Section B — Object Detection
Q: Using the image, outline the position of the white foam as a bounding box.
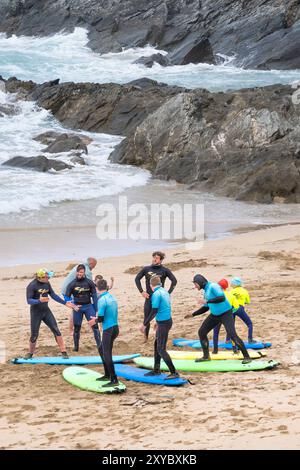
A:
[1,28,300,90]
[0,90,149,215]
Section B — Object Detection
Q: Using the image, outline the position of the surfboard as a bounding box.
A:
[134,357,278,372]
[114,364,188,386]
[62,366,126,393]
[172,338,272,349]
[168,350,266,360]
[12,354,140,365]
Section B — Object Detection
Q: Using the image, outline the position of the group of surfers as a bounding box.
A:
[25,251,256,385]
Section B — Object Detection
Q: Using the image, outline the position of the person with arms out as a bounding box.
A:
[25,268,75,359]
[64,264,101,352]
[135,251,177,341]
[89,279,120,387]
[140,275,180,380]
[187,274,251,363]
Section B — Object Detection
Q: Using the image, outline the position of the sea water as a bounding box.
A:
[0,28,299,264]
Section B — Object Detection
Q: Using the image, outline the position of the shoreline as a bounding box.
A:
[1,220,300,269]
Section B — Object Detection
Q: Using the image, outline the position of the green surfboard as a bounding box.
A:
[63,366,126,393]
[134,357,279,373]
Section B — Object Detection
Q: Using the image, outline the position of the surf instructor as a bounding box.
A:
[135,251,177,341]
[25,268,75,359]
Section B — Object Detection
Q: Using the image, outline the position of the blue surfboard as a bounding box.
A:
[172,338,272,350]
[11,354,140,365]
[114,364,188,386]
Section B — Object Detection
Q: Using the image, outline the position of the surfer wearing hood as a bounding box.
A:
[187,274,251,364]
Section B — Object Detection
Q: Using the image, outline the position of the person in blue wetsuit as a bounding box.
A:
[188,274,251,363]
[25,268,75,359]
[89,279,119,387]
[140,275,180,379]
[135,251,177,341]
[64,264,101,352]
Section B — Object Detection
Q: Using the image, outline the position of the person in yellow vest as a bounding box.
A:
[226,277,256,344]
[212,278,239,354]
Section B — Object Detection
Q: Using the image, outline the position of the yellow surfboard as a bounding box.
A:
[168,350,266,361]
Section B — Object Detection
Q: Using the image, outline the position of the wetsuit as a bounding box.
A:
[135,264,177,339]
[61,263,92,296]
[225,287,254,341]
[144,286,176,374]
[26,279,66,345]
[65,277,100,350]
[213,290,239,353]
[193,282,250,360]
[97,291,119,381]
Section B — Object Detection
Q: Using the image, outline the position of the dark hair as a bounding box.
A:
[77,264,86,272]
[152,251,165,261]
[97,279,108,291]
[94,274,103,282]
[150,275,162,287]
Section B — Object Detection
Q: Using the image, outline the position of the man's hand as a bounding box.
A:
[141,292,150,299]
[66,301,76,310]
[153,322,158,331]
[88,317,97,327]
[140,324,146,334]
[110,276,114,282]
[40,296,49,303]
[198,298,206,305]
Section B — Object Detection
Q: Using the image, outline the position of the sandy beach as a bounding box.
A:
[0,224,300,450]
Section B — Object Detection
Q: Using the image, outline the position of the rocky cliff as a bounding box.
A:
[1,1,300,69]
[2,76,300,203]
[111,84,300,203]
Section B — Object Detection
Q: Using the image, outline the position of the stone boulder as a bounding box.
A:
[3,155,72,172]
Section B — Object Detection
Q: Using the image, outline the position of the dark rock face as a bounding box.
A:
[3,155,72,172]
[134,53,171,68]
[3,76,300,203]
[43,134,88,154]
[4,77,184,136]
[1,1,300,69]
[110,85,300,203]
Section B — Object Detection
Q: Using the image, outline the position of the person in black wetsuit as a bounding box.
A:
[64,264,101,352]
[25,268,75,359]
[135,251,177,341]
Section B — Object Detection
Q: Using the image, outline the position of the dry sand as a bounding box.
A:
[0,224,300,450]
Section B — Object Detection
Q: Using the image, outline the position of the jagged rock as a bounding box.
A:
[110,85,300,203]
[70,155,86,165]
[0,103,20,116]
[34,131,93,147]
[43,134,88,154]
[134,53,171,68]
[3,155,72,172]
[1,1,300,69]
[4,78,184,136]
[167,34,216,65]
